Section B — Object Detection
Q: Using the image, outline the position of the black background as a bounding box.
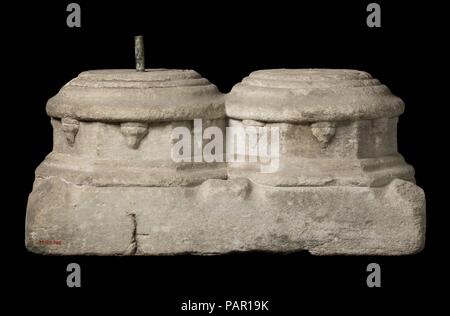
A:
[5,0,447,311]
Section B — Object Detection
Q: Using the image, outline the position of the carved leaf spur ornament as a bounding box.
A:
[120,122,149,149]
[61,117,80,146]
[310,121,336,146]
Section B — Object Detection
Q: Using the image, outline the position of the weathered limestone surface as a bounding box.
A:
[226,69,404,122]
[26,68,426,255]
[47,69,225,122]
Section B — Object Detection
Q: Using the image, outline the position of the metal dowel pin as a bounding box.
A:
[135,36,145,72]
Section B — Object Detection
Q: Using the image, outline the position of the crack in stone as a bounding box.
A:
[126,212,138,255]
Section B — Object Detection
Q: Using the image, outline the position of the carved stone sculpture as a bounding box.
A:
[26,68,425,255]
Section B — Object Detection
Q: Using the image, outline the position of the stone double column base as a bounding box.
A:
[26,176,425,255]
[26,68,426,256]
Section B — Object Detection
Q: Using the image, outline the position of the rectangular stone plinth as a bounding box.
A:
[26,177,425,255]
